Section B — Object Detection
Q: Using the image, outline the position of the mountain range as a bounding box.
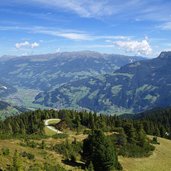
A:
[0,51,144,91]
[1,50,171,116]
[34,52,171,114]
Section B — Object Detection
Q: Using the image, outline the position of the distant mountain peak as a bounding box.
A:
[158,51,171,59]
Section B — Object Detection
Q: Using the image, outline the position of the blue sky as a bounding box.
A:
[0,0,171,57]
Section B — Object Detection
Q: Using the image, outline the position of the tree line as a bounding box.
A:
[131,107,171,139]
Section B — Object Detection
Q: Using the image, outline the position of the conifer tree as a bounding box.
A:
[83,129,119,171]
[123,123,136,144]
[116,128,127,146]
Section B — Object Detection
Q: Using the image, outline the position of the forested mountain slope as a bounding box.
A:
[0,80,16,97]
[0,101,28,120]
[0,51,144,91]
[34,51,171,114]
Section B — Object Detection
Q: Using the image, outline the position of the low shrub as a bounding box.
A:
[151,136,160,145]
[1,147,10,156]
[119,143,155,157]
[20,151,35,160]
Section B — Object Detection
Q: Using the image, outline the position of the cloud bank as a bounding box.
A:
[113,38,152,56]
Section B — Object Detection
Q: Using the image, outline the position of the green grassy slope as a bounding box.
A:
[0,134,170,171]
[119,136,171,171]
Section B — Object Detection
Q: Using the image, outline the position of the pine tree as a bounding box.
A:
[123,123,136,144]
[116,128,127,146]
[83,129,119,171]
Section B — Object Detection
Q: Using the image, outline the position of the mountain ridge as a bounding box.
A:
[34,51,171,114]
[0,51,145,91]
[0,50,146,60]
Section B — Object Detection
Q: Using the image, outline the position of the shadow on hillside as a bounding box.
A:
[62,159,85,169]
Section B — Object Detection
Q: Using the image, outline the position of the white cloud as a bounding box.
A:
[113,38,152,56]
[96,35,130,40]
[30,42,39,48]
[38,30,91,40]
[15,41,39,49]
[15,41,29,49]
[28,0,116,18]
[159,22,171,30]
[56,32,89,40]
[0,25,131,41]
[31,26,130,41]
